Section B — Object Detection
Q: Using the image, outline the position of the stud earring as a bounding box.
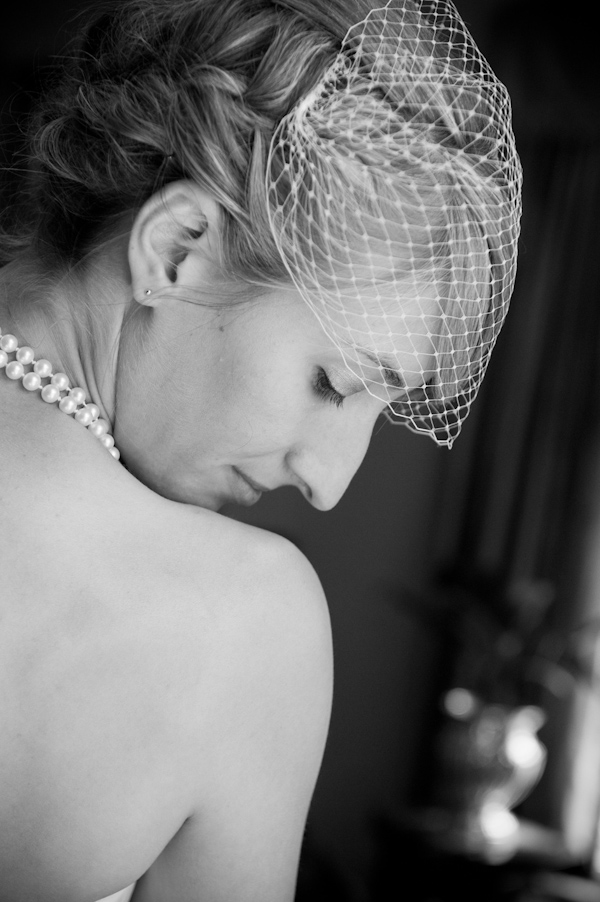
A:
[144,289,152,297]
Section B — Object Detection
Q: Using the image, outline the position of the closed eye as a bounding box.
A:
[313,368,345,408]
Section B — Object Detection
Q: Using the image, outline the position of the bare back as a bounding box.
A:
[0,377,333,902]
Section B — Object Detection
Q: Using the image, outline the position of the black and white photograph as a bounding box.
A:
[1,2,599,900]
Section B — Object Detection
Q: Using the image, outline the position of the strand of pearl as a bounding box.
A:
[0,326,120,460]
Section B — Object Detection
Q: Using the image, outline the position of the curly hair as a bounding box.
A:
[1,0,363,273]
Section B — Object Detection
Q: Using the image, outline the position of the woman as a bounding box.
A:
[0,1,521,899]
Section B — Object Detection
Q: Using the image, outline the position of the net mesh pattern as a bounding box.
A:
[266,0,522,447]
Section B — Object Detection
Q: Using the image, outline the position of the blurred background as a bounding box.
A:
[3,2,600,900]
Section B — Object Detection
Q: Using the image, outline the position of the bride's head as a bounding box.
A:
[0,0,521,509]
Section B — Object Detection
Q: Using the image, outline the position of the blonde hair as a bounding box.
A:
[1,0,348,271]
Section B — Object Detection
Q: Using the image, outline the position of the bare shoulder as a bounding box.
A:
[146,496,331,657]
[0,454,332,901]
[126,502,334,902]
[111,486,335,784]
[167,502,334,747]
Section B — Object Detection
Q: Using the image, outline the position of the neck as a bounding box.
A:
[0,243,133,428]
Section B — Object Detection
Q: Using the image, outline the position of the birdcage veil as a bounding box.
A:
[266,0,522,446]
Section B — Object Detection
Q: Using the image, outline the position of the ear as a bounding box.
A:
[128,180,221,306]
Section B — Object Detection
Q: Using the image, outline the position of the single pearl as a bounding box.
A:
[51,372,70,391]
[0,334,18,353]
[6,361,25,380]
[85,403,100,421]
[0,350,8,368]
[34,359,53,378]
[22,372,42,391]
[88,418,109,438]
[69,386,86,406]
[59,396,78,415]
[109,447,121,460]
[16,346,35,365]
[75,406,94,426]
[41,384,61,404]
[99,433,115,449]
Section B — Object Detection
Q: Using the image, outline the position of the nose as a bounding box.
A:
[285,409,376,511]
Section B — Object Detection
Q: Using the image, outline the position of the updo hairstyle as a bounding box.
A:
[0,0,356,275]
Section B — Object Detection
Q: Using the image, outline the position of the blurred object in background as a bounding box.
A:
[432,691,546,864]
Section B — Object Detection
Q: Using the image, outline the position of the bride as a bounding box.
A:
[0,0,521,899]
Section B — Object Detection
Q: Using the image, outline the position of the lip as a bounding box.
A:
[231,467,270,506]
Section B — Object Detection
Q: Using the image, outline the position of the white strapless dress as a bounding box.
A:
[95,884,136,902]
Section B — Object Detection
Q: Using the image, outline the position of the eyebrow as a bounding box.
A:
[358,350,407,390]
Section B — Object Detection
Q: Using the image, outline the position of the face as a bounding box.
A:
[114,285,435,511]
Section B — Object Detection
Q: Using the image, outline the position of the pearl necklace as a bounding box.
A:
[0,326,120,460]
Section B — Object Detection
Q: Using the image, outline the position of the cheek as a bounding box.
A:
[186,351,295,455]
[217,333,293,414]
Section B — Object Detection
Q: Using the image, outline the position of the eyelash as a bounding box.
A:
[314,368,345,408]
